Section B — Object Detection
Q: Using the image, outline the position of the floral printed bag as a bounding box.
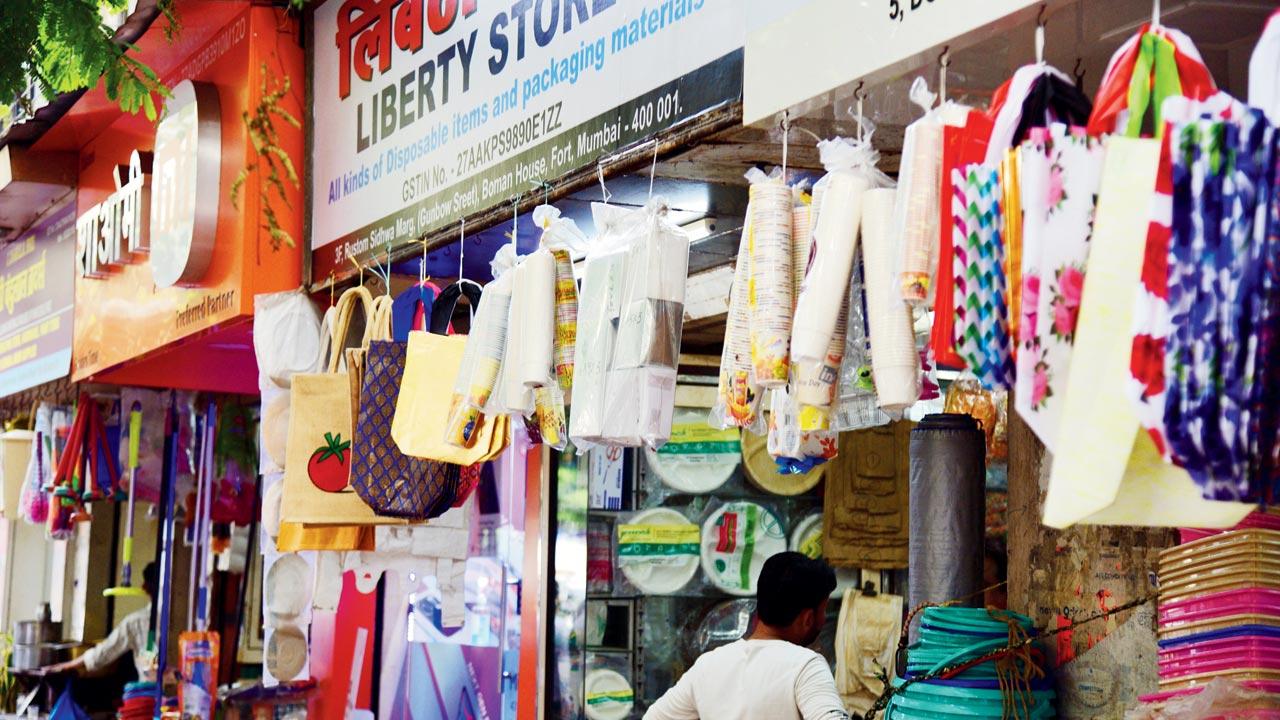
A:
[1013,124,1103,450]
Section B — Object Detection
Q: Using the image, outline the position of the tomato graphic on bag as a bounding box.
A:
[308,432,351,492]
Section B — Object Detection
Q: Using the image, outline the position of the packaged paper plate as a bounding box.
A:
[618,507,701,595]
[644,407,741,494]
[790,513,824,559]
[701,501,787,596]
[584,668,635,720]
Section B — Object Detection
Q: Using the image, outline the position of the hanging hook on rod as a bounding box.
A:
[853,81,867,142]
[1035,4,1047,65]
[938,46,951,102]
[1073,57,1086,88]
[780,110,791,182]
[349,256,364,287]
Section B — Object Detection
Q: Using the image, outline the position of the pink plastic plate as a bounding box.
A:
[1161,588,1280,625]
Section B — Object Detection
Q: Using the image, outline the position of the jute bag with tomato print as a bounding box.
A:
[280,286,403,526]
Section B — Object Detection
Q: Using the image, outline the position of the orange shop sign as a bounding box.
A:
[70,4,304,384]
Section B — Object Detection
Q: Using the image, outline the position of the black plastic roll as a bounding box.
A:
[908,413,987,617]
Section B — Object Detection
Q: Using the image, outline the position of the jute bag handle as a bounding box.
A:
[328,287,375,373]
[368,295,394,344]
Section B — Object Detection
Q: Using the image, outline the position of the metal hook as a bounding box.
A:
[780,110,791,182]
[349,256,363,286]
[458,219,466,281]
[328,272,335,307]
[1073,57,1086,87]
[1033,4,1049,65]
[420,235,429,286]
[938,46,950,102]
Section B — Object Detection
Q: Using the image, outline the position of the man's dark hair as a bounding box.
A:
[142,562,159,596]
[756,552,837,627]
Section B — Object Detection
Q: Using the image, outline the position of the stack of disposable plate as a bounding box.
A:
[117,682,158,720]
[887,607,1054,719]
[1143,528,1280,706]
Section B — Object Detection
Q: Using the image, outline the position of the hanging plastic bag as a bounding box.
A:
[765,389,838,474]
[1087,23,1215,138]
[572,199,689,450]
[747,170,794,387]
[791,187,848,429]
[254,289,324,389]
[831,260,892,432]
[535,205,587,397]
[19,403,56,525]
[793,135,892,373]
[570,203,636,448]
[711,169,770,433]
[893,78,954,306]
[602,199,690,449]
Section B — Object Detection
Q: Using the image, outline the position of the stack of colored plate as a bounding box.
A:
[1138,528,1280,709]
[887,607,1054,718]
[118,681,157,720]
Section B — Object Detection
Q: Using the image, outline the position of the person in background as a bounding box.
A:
[644,552,849,720]
[43,562,157,680]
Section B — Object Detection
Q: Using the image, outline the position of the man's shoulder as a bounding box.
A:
[699,639,824,666]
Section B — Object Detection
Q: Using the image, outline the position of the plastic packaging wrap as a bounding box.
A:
[570,204,632,446]
[532,205,588,397]
[445,271,512,448]
[863,187,922,413]
[792,136,891,366]
[747,175,794,387]
[792,198,849,419]
[571,199,689,450]
[712,170,768,432]
[944,377,1009,464]
[516,248,556,388]
[894,78,946,305]
[830,258,893,432]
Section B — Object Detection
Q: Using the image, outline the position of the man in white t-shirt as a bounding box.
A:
[644,552,850,720]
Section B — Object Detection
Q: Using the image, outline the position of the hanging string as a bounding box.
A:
[647,140,659,199]
[938,46,951,103]
[780,110,791,183]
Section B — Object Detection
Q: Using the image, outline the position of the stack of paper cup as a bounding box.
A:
[748,180,794,388]
[862,188,922,412]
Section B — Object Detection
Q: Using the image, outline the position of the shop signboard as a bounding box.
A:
[743,0,1038,124]
[309,0,748,281]
[0,200,76,396]
[70,6,305,384]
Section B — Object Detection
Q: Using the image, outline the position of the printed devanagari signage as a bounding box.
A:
[309,0,747,281]
[0,201,76,396]
[76,150,149,279]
